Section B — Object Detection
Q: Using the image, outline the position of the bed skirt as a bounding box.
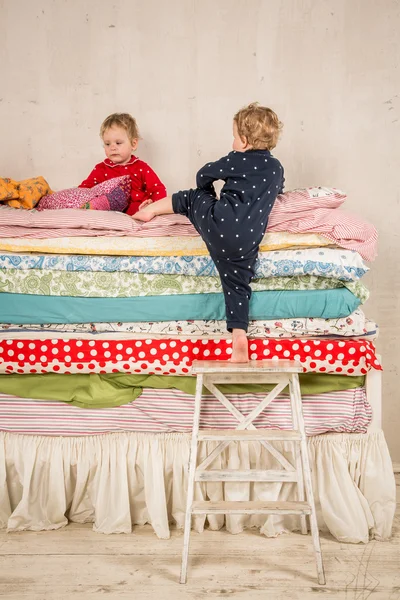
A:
[0,430,395,544]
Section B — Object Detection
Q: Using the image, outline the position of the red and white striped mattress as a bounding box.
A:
[0,386,371,437]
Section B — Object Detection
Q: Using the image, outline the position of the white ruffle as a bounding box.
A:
[0,430,395,543]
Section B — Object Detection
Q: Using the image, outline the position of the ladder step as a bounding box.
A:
[191,500,311,515]
[192,359,303,374]
[197,429,302,441]
[195,469,298,482]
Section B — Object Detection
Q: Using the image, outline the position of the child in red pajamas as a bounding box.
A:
[79,113,167,215]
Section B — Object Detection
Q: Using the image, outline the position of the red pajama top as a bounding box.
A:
[79,156,167,215]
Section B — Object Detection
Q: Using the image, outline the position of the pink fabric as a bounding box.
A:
[0,204,197,238]
[0,186,378,260]
[38,176,130,211]
[271,187,347,212]
[0,388,372,436]
[268,188,377,261]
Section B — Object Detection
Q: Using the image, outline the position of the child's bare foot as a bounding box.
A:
[231,329,249,363]
[133,195,174,222]
[133,207,156,222]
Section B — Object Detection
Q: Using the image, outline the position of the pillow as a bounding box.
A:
[272,187,347,215]
[37,176,131,212]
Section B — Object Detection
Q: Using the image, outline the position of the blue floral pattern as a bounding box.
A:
[0,248,368,281]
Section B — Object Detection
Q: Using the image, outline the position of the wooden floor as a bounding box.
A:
[0,475,399,600]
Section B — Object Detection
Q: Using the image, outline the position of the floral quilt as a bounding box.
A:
[0,247,368,281]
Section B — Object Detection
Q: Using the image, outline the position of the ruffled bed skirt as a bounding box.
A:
[0,430,395,544]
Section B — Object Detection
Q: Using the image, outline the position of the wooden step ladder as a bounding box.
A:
[180,359,326,586]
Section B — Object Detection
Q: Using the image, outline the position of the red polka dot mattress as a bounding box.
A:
[0,337,381,376]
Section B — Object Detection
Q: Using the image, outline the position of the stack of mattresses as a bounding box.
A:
[0,188,395,542]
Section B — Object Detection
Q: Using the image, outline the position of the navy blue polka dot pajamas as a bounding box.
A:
[172,150,284,332]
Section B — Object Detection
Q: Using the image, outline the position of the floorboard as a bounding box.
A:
[0,475,398,599]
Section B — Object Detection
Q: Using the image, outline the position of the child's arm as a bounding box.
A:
[79,164,106,189]
[195,154,232,195]
[141,165,167,204]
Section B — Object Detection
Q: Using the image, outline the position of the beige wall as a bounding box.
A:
[1,0,399,458]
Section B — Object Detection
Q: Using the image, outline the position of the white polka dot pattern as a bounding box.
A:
[0,338,381,376]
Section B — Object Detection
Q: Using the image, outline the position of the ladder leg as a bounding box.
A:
[289,378,307,535]
[180,373,203,584]
[291,374,325,585]
[295,445,308,534]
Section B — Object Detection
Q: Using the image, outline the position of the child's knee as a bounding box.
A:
[171,189,199,215]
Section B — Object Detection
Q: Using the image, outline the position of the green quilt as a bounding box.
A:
[0,268,368,303]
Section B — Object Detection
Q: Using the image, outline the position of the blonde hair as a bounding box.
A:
[100,113,140,142]
[234,102,283,150]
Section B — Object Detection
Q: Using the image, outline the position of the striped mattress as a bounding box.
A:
[0,386,371,437]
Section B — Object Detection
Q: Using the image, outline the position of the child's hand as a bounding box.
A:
[138,199,153,210]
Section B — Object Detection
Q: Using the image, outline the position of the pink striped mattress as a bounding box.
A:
[0,188,377,260]
[267,189,377,261]
[0,206,197,238]
[0,387,371,437]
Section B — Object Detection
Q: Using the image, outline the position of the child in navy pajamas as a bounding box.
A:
[134,103,284,362]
